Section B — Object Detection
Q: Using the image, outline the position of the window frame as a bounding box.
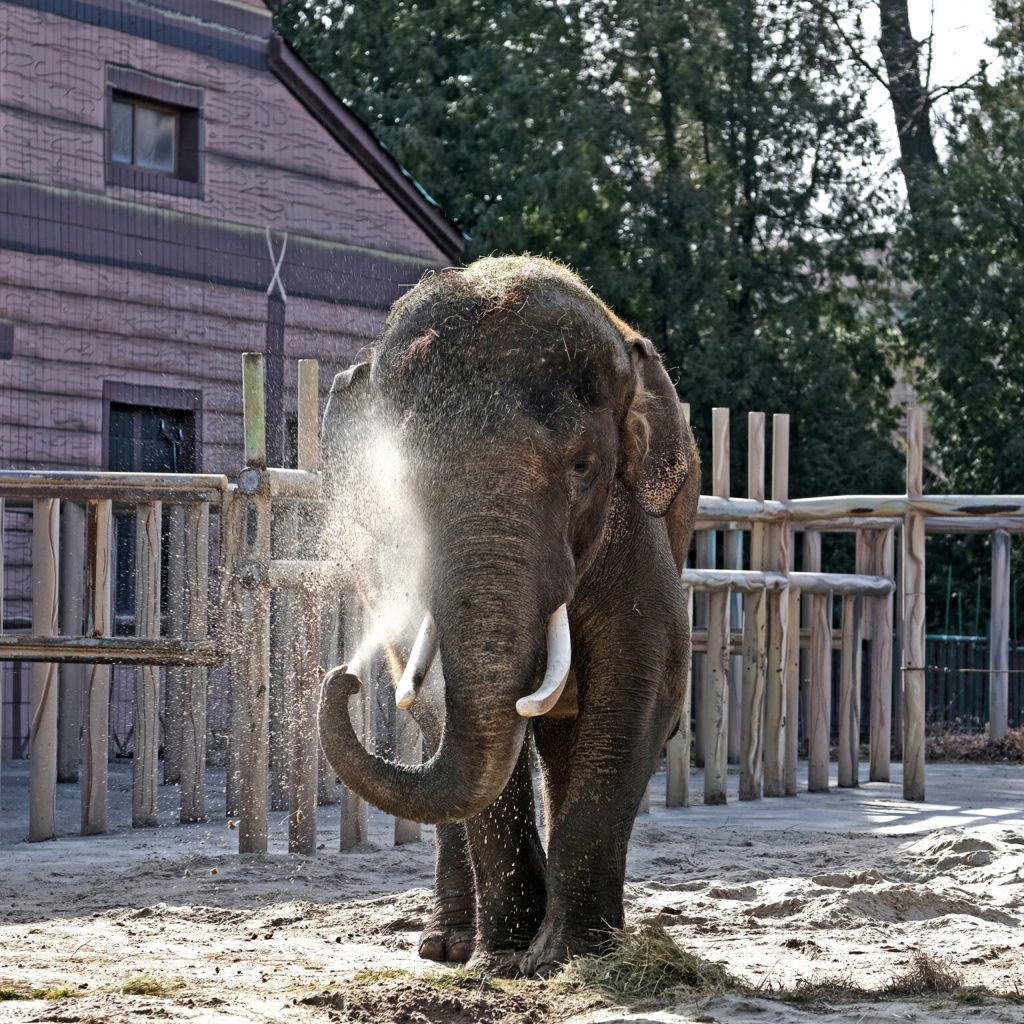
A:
[105,66,204,198]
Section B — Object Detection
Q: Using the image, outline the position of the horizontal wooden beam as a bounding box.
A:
[681,569,893,596]
[0,635,222,666]
[0,471,226,503]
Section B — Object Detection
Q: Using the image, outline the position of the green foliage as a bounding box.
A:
[274,0,904,499]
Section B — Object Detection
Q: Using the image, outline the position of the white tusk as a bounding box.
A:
[516,604,572,717]
[395,614,438,709]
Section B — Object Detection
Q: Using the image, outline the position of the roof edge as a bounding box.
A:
[267,34,464,262]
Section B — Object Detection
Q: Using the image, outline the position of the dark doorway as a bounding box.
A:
[107,402,197,629]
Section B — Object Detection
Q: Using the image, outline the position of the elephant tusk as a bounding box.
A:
[395,614,438,709]
[516,604,572,717]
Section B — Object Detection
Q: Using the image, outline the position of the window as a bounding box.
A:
[110,96,179,174]
[103,384,202,629]
[106,67,203,197]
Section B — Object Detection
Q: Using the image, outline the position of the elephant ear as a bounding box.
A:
[618,337,691,517]
[321,360,372,499]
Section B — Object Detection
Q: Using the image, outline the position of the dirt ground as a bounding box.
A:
[1,760,1022,1024]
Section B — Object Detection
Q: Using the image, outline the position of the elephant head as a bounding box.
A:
[318,256,694,824]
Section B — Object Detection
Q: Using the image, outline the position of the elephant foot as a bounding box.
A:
[418,924,475,964]
[521,918,605,978]
[466,948,525,978]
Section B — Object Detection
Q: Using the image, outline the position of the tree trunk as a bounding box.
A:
[878,0,939,213]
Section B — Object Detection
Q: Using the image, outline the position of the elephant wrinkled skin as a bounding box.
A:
[318,256,700,977]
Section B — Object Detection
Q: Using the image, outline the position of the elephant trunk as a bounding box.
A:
[318,650,529,824]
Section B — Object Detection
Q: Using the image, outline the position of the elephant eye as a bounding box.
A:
[570,456,597,480]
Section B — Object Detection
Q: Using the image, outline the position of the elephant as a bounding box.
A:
[318,255,700,977]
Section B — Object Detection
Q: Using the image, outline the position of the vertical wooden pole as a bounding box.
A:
[58,501,85,783]
[238,352,272,853]
[902,407,926,801]
[163,505,186,785]
[394,708,423,844]
[693,528,714,767]
[269,506,297,812]
[224,490,245,817]
[665,400,692,808]
[764,414,790,797]
[180,502,209,822]
[784,584,801,795]
[297,359,320,474]
[340,598,369,850]
[318,599,341,806]
[990,529,1010,742]
[133,501,162,828]
[704,589,730,805]
[838,595,863,787]
[807,590,832,792]
[858,528,894,781]
[29,498,60,842]
[740,412,766,801]
[289,587,321,855]
[82,500,112,835]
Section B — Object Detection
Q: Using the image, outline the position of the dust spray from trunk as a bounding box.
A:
[319,411,430,676]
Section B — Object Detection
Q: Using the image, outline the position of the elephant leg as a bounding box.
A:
[464,738,546,976]
[527,689,671,976]
[418,822,476,963]
[406,695,477,964]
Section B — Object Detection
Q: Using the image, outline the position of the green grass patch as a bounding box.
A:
[0,985,76,1001]
[557,924,733,999]
[119,974,185,997]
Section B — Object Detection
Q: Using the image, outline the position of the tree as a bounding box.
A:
[277,0,905,498]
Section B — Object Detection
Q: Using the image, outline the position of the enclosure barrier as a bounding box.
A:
[1,356,1021,851]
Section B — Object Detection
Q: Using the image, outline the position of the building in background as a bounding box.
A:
[0,0,463,757]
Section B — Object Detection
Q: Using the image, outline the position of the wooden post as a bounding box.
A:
[133,501,162,828]
[269,506,297,812]
[784,583,801,795]
[711,409,742,762]
[297,359,320,474]
[57,501,85,783]
[858,528,894,781]
[163,505,186,785]
[289,586,321,855]
[740,411,767,801]
[180,503,209,822]
[340,598,369,850]
[693,528,714,768]
[704,588,730,805]
[665,400,692,808]
[764,414,790,796]
[318,599,341,806]
[238,352,272,853]
[82,500,112,835]
[990,529,1010,742]
[807,589,832,792]
[29,498,60,842]
[394,708,423,844]
[0,496,4,799]
[223,490,245,818]
[838,595,863,787]
[902,407,926,801]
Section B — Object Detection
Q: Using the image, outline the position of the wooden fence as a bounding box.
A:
[1,356,1022,851]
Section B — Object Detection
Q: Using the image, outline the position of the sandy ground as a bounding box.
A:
[0,759,1022,1024]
